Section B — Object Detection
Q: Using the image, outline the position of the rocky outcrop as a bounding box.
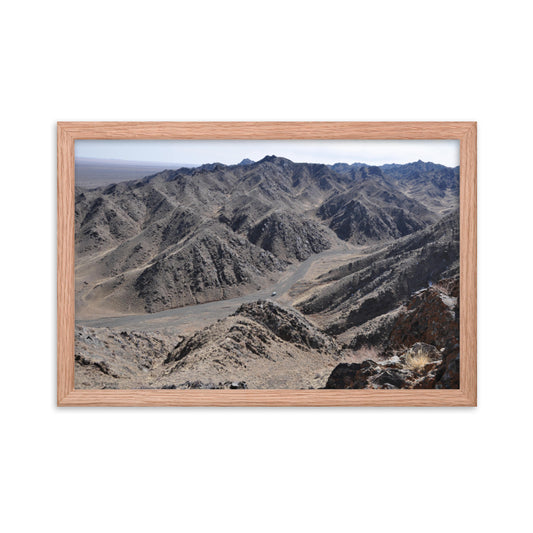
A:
[325,276,460,389]
[388,277,459,353]
[234,300,339,353]
[325,342,445,389]
[387,276,459,389]
[160,300,340,389]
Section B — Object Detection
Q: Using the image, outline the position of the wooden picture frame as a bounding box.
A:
[58,121,476,406]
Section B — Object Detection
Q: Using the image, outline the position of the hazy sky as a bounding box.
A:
[76,139,460,167]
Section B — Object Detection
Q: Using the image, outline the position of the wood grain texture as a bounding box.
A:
[459,123,477,406]
[57,121,477,406]
[57,125,75,405]
[57,121,474,140]
[59,389,475,407]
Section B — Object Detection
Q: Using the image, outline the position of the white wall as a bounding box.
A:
[1,1,531,532]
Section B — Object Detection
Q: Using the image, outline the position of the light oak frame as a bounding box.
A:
[58,122,477,406]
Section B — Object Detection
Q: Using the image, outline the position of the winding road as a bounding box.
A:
[76,245,361,334]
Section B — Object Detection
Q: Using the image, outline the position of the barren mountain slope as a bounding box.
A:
[75,157,353,316]
[317,166,438,244]
[380,160,459,214]
[296,209,459,336]
[330,160,459,215]
[75,157,457,320]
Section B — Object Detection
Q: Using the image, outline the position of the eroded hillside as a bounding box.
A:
[74,157,460,389]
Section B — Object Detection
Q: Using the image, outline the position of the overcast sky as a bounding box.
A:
[75,139,460,167]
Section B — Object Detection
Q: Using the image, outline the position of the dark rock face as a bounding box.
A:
[325,361,381,389]
[389,277,459,353]
[134,229,286,313]
[388,277,459,389]
[325,277,460,390]
[247,212,332,262]
[434,352,460,389]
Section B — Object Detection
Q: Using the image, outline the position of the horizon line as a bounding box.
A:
[75,155,459,169]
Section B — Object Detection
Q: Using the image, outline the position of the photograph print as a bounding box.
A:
[74,139,460,390]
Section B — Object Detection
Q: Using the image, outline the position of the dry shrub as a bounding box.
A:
[404,346,432,372]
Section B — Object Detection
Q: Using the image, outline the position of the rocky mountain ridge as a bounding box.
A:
[76,157,458,317]
[296,209,459,335]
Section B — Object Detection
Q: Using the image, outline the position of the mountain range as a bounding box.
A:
[74,155,460,390]
[75,156,458,317]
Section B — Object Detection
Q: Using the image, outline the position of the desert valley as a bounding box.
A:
[75,154,460,389]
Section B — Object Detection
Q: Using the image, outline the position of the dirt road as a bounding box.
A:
[76,245,362,334]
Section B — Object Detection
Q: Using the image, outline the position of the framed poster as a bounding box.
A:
[58,122,476,406]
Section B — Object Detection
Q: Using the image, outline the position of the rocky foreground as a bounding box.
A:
[75,276,459,389]
[327,276,459,389]
[76,300,342,389]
